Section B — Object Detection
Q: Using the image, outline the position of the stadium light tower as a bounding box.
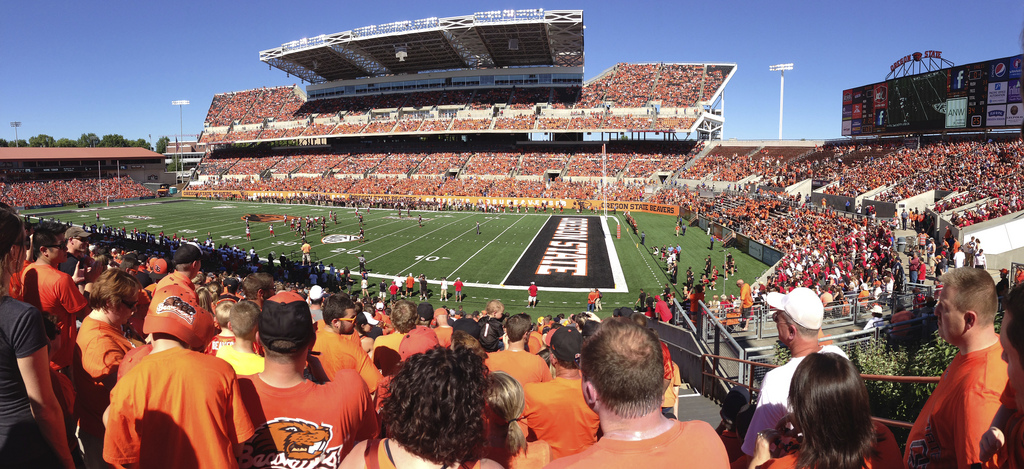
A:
[10,122,21,147]
[769,63,793,139]
[171,100,189,177]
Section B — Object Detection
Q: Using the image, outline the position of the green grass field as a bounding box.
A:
[26,199,770,317]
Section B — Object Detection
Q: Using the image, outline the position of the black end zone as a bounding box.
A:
[505,216,613,288]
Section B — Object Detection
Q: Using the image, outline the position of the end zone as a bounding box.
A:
[502,216,624,291]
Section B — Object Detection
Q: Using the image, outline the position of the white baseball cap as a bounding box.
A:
[308,285,324,301]
[766,287,824,330]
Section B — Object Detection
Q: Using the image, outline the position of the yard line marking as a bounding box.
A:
[448,215,526,279]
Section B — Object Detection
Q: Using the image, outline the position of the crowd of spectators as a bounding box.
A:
[362,120,397,134]
[419,119,453,132]
[603,114,653,130]
[451,119,492,131]
[678,146,759,181]
[393,119,424,133]
[493,114,536,131]
[520,155,570,176]
[416,153,471,175]
[536,118,571,130]
[602,64,658,108]
[470,89,511,110]
[652,116,696,132]
[563,156,629,178]
[463,153,520,176]
[652,64,705,107]
[1,176,152,207]
[508,87,552,109]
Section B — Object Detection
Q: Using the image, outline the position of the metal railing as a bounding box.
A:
[700,352,940,429]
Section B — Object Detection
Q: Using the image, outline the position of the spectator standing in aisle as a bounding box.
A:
[547,319,729,468]
[905,268,1006,468]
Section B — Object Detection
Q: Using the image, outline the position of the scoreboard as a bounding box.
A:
[842,54,1022,136]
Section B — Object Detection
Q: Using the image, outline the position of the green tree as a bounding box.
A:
[156,136,170,154]
[55,138,77,147]
[29,134,56,147]
[99,134,130,147]
[77,133,100,147]
[0,139,7,147]
[130,138,152,150]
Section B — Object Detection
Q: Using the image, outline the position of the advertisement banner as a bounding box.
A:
[948,67,968,96]
[851,118,862,134]
[842,104,853,119]
[1007,102,1024,127]
[873,83,888,110]
[988,105,1008,126]
[852,103,863,119]
[989,82,1009,104]
[1012,55,1023,80]
[945,98,968,128]
[875,109,886,129]
[843,89,853,105]
[991,58,1011,81]
[1009,79,1022,103]
[842,120,852,136]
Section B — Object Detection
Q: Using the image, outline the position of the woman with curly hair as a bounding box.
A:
[748,353,902,469]
[483,371,551,469]
[340,346,501,469]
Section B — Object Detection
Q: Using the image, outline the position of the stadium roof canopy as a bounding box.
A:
[259,9,583,84]
[0,147,163,161]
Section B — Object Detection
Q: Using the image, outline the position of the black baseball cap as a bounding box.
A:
[172,243,202,266]
[260,291,315,353]
[550,326,582,363]
[417,302,434,322]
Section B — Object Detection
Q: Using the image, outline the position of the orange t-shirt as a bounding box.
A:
[312,329,381,391]
[405,276,415,289]
[587,291,599,305]
[20,262,89,369]
[155,271,196,292]
[434,326,454,348]
[765,421,903,469]
[372,332,405,376]
[545,420,729,468]
[103,347,255,468]
[522,377,600,460]
[237,370,378,467]
[527,331,544,354]
[486,350,552,385]
[904,342,1007,469]
[740,283,754,308]
[73,316,134,438]
[689,292,705,313]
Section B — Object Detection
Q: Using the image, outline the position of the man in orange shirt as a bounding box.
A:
[104,284,254,468]
[433,308,453,347]
[737,279,754,331]
[587,289,599,312]
[486,313,552,385]
[311,295,381,391]
[155,243,203,292]
[905,268,1007,468]
[522,326,600,459]
[238,291,378,467]
[21,221,90,371]
[371,300,417,376]
[405,273,415,298]
[547,319,729,468]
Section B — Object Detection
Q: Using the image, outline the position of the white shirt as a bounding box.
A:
[954,251,966,268]
[441,280,448,290]
[742,344,848,456]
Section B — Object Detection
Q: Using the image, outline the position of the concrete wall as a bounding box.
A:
[784,178,813,199]
[896,190,938,214]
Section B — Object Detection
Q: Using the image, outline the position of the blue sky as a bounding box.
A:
[2,0,1022,144]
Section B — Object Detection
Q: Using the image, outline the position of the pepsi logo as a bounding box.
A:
[994,63,1007,78]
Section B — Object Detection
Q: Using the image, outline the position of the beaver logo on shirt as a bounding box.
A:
[241,418,338,468]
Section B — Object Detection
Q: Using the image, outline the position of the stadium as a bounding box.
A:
[3,7,1024,467]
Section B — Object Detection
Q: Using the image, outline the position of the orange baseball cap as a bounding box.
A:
[399,326,440,361]
[144,285,216,350]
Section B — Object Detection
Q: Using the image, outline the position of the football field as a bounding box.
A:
[26,198,770,317]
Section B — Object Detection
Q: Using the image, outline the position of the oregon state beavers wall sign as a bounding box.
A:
[241,214,302,223]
